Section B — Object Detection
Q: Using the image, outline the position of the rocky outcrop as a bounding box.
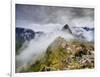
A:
[45,36,94,70]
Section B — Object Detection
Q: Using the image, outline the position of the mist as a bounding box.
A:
[16,4,94,27]
[16,23,74,69]
[15,4,94,72]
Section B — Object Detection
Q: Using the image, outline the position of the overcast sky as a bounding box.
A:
[16,4,94,27]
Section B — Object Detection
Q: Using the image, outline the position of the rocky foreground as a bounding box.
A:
[16,36,94,72]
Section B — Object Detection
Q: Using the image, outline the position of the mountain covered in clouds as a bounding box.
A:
[62,24,94,42]
[15,4,94,73]
[16,27,35,41]
[16,27,35,54]
[16,24,94,54]
[16,24,94,50]
[16,27,46,54]
[16,23,94,72]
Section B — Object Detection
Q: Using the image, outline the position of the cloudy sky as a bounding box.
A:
[16,4,94,28]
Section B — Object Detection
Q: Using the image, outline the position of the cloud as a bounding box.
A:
[16,4,94,27]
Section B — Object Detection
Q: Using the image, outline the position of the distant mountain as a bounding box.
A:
[62,24,72,33]
[82,27,94,31]
[16,27,45,54]
[16,27,35,41]
[62,24,94,42]
[16,27,35,54]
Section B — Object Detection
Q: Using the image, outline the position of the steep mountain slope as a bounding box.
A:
[17,36,94,72]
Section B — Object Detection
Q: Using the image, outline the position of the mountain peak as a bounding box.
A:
[62,24,72,33]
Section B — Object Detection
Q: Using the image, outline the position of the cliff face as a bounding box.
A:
[17,36,94,72]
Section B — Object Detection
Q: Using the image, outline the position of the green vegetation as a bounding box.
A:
[17,36,94,72]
